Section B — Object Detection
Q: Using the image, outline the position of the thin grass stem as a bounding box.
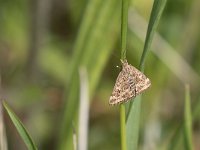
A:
[120,0,129,149]
[121,0,129,61]
[184,84,194,150]
[120,104,127,150]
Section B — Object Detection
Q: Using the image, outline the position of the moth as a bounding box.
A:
[109,59,151,105]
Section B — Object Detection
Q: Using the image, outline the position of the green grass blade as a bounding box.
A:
[167,125,183,150]
[167,87,200,150]
[126,0,167,149]
[58,0,120,149]
[126,96,141,150]
[3,101,38,150]
[139,0,167,71]
[120,0,129,149]
[0,102,8,150]
[184,85,194,150]
[58,0,103,149]
[128,9,200,85]
[68,0,102,83]
[121,0,129,61]
[120,104,127,150]
[192,95,200,120]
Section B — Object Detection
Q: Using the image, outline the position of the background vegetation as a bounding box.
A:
[0,0,200,149]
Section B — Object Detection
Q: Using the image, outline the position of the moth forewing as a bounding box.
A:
[109,59,151,105]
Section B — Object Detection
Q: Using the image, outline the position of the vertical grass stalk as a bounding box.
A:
[184,85,194,150]
[120,105,127,150]
[0,102,8,150]
[120,0,129,149]
[121,0,129,61]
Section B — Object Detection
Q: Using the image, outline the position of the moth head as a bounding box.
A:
[120,59,128,67]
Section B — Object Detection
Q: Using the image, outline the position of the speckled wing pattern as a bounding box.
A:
[109,59,151,105]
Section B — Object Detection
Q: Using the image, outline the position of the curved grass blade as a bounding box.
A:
[3,101,38,150]
[126,0,167,149]
[128,9,200,85]
[139,0,167,71]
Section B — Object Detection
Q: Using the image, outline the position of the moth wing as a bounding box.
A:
[129,65,151,95]
[109,68,136,105]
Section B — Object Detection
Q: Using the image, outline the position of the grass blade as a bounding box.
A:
[72,123,77,150]
[3,101,38,150]
[139,0,167,71]
[0,102,8,150]
[126,0,167,149]
[120,104,127,150]
[0,76,8,150]
[67,0,102,82]
[78,67,89,150]
[126,96,141,150]
[121,0,129,61]
[120,0,129,149]
[58,0,120,149]
[167,124,183,150]
[184,85,194,150]
[167,85,194,150]
[128,9,200,85]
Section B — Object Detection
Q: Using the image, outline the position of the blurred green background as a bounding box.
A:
[0,0,200,149]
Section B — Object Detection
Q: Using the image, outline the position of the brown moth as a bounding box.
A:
[109,59,151,105]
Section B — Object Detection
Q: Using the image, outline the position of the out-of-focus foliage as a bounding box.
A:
[3,101,38,150]
[0,0,200,149]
